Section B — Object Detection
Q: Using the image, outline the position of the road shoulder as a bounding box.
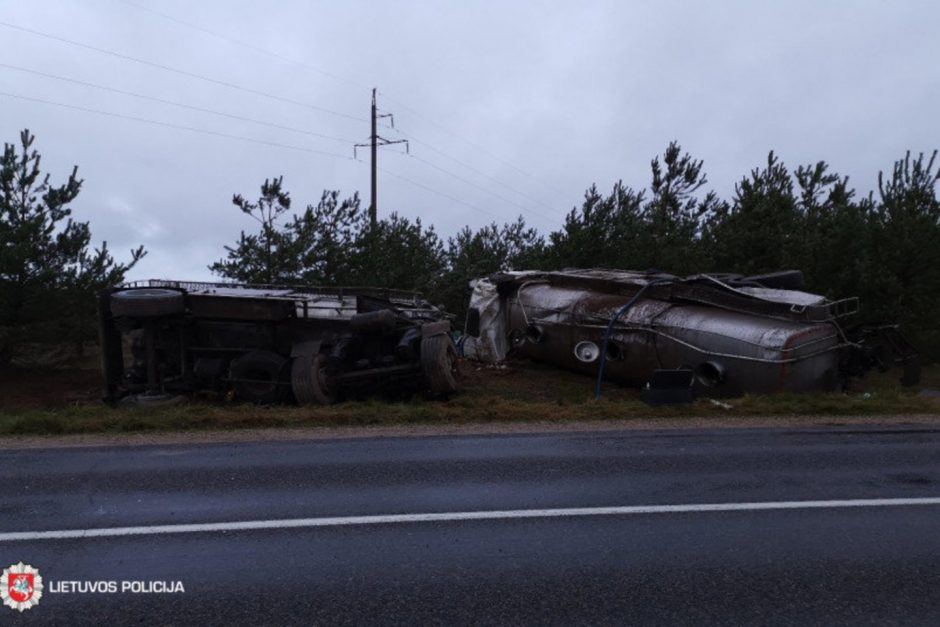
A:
[2,414,939,450]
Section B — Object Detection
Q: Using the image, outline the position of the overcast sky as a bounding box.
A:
[1,0,937,282]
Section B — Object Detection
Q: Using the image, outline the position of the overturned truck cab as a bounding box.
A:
[463,269,919,397]
[98,280,458,405]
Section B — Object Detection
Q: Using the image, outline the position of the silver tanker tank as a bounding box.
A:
[463,269,916,396]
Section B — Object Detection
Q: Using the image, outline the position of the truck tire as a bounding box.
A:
[291,353,335,405]
[421,334,458,396]
[110,289,185,318]
[230,350,287,404]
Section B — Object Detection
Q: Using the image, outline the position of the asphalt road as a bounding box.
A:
[2,425,940,625]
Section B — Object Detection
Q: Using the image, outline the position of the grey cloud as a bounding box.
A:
[1,0,937,281]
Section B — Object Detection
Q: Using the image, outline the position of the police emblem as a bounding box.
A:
[1,563,43,612]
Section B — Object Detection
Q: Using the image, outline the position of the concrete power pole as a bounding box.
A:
[355,89,408,227]
[370,89,377,227]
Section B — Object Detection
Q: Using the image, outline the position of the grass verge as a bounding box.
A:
[0,361,937,437]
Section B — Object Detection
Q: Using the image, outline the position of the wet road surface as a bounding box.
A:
[2,424,940,625]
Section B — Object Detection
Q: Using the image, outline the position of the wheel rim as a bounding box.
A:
[447,346,458,379]
[315,363,332,397]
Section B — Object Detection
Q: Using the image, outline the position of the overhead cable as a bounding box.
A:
[116,0,370,91]
[0,20,367,123]
[377,167,505,221]
[1,91,509,223]
[0,92,353,160]
[111,2,565,198]
[379,92,569,196]
[0,63,356,145]
[405,153,558,226]
[401,132,568,219]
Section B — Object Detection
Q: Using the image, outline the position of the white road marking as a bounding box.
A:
[3,497,940,542]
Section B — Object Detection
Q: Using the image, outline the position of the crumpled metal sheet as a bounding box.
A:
[465,269,848,394]
[735,287,826,307]
[462,278,509,362]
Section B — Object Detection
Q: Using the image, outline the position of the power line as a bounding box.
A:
[115,0,370,91]
[0,92,354,160]
[0,63,357,145]
[109,2,567,199]
[405,153,557,226]
[0,20,367,124]
[377,166,505,222]
[399,131,569,219]
[2,90,542,230]
[378,91,570,196]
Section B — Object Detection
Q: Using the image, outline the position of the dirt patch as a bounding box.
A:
[0,367,102,409]
[0,359,937,439]
[458,360,638,402]
[0,359,636,412]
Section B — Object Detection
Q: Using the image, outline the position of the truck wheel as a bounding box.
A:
[421,335,459,396]
[110,289,184,318]
[292,353,335,405]
[230,350,287,404]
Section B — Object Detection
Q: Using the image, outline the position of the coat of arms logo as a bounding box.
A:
[1,562,43,611]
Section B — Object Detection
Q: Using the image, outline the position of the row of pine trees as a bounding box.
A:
[212,142,940,358]
[2,130,938,364]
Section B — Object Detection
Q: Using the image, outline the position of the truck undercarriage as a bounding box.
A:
[98,280,458,405]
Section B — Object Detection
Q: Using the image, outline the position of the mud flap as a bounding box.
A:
[290,340,322,359]
[640,369,694,405]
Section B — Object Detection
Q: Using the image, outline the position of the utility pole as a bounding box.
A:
[355,88,408,227]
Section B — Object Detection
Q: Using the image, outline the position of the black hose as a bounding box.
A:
[595,278,673,399]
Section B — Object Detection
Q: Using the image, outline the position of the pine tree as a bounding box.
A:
[440,216,545,321]
[209,176,297,284]
[702,151,801,275]
[869,150,940,354]
[290,190,367,285]
[0,129,145,363]
[640,141,719,274]
[347,214,446,294]
[547,181,645,269]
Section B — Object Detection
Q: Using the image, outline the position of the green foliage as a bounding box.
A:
[641,141,721,273]
[440,216,546,323]
[346,213,446,293]
[546,142,719,274]
[208,176,296,284]
[211,142,940,361]
[792,162,872,302]
[3,362,938,434]
[210,182,370,287]
[869,151,940,354]
[210,183,444,294]
[702,151,801,274]
[0,130,145,363]
[547,182,645,269]
[291,190,367,285]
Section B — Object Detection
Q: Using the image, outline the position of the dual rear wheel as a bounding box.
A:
[421,334,459,397]
[291,354,336,406]
[290,335,459,406]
